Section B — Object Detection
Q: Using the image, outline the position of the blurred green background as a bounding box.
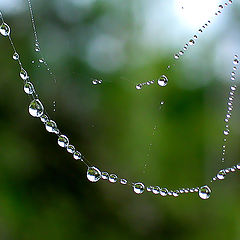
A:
[0,0,240,239]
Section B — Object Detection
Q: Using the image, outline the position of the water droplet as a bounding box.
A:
[217,170,226,180]
[13,52,19,60]
[20,68,28,80]
[193,35,198,39]
[87,166,101,182]
[29,99,44,117]
[109,174,118,183]
[174,53,180,59]
[198,185,211,200]
[219,4,224,9]
[228,0,233,4]
[120,179,127,184]
[0,23,10,36]
[152,186,160,194]
[198,29,203,33]
[58,135,69,148]
[40,114,48,123]
[133,182,145,194]
[160,188,168,196]
[179,50,184,56]
[146,186,152,192]
[67,144,75,154]
[136,84,142,90]
[73,151,82,160]
[172,191,179,197]
[45,120,58,133]
[24,82,35,94]
[101,172,109,180]
[233,59,239,65]
[39,58,44,63]
[189,39,195,45]
[224,129,230,135]
[157,75,168,87]
[35,47,40,52]
[236,164,240,170]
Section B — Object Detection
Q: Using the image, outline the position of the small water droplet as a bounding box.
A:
[45,120,58,133]
[109,174,118,183]
[40,114,48,123]
[233,59,239,65]
[24,82,35,94]
[73,151,82,160]
[58,135,69,148]
[13,52,19,60]
[101,172,109,180]
[67,144,75,154]
[20,68,28,80]
[120,178,127,184]
[217,169,226,180]
[198,185,211,200]
[157,75,168,87]
[29,99,44,117]
[152,186,160,194]
[136,84,142,90]
[39,58,44,63]
[87,166,101,182]
[174,53,180,59]
[146,186,152,192]
[189,39,195,45]
[133,182,145,194]
[0,23,10,36]
[160,188,168,196]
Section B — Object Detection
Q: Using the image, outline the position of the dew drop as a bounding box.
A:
[146,186,152,192]
[157,75,168,87]
[179,50,184,56]
[217,169,226,180]
[174,53,180,60]
[224,129,230,135]
[198,185,211,200]
[40,114,48,123]
[136,84,142,90]
[160,188,168,196]
[24,82,35,95]
[13,52,19,60]
[233,59,239,65]
[87,166,101,182]
[20,68,28,80]
[0,23,10,36]
[120,179,127,184]
[152,186,160,194]
[236,164,240,170]
[67,144,75,154]
[45,120,58,133]
[109,174,118,183]
[58,135,69,148]
[29,99,44,118]
[73,151,82,160]
[189,39,195,45]
[101,172,109,180]
[133,182,145,194]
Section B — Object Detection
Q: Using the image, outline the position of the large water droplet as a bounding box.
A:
[24,82,35,95]
[133,182,145,194]
[157,75,168,87]
[198,185,211,200]
[0,23,10,36]
[29,99,44,117]
[58,135,69,148]
[87,166,101,182]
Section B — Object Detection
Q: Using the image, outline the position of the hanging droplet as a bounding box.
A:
[87,166,101,182]
[133,182,145,194]
[24,82,35,95]
[58,135,69,148]
[39,58,44,63]
[29,99,44,118]
[224,129,230,135]
[109,174,118,183]
[198,185,211,200]
[179,50,184,56]
[233,59,239,65]
[101,172,109,180]
[189,39,195,46]
[136,84,142,90]
[45,120,58,133]
[160,188,168,196]
[146,186,152,192]
[157,75,168,87]
[73,151,82,160]
[174,53,180,60]
[236,164,240,170]
[120,179,127,184]
[13,52,19,60]
[0,23,10,36]
[66,144,75,154]
[40,114,48,123]
[152,186,160,194]
[172,191,179,197]
[20,68,28,80]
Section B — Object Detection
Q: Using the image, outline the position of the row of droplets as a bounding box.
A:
[1,12,239,201]
[136,75,168,90]
[220,55,239,163]
[174,0,233,61]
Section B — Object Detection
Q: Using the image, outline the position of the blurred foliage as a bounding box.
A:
[0,0,240,239]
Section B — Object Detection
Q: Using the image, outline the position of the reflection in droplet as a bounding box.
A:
[87,166,101,182]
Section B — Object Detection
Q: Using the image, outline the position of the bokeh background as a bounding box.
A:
[0,0,240,239]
